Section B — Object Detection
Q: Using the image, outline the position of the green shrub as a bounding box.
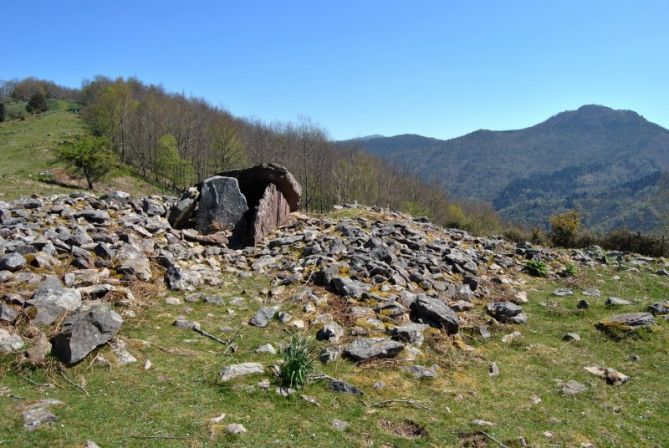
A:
[564,262,578,277]
[280,335,315,388]
[26,91,48,114]
[549,209,581,247]
[0,102,5,122]
[524,259,548,277]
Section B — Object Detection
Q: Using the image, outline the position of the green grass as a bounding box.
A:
[0,102,165,199]
[0,263,667,447]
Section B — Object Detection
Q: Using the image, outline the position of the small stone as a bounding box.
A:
[165,297,182,305]
[300,394,320,406]
[512,291,529,304]
[489,362,500,376]
[471,419,494,426]
[144,359,152,370]
[553,288,573,297]
[373,381,385,390]
[597,312,654,332]
[404,364,437,379]
[210,413,226,424]
[343,338,404,361]
[0,328,24,353]
[220,362,264,381]
[501,331,522,343]
[225,423,247,435]
[317,321,344,342]
[110,338,137,365]
[582,288,601,297]
[332,419,349,431]
[276,387,296,397]
[605,297,632,306]
[584,365,629,385]
[649,301,669,315]
[320,346,342,364]
[562,332,581,342]
[559,380,587,395]
[0,252,27,272]
[330,380,363,395]
[249,306,279,327]
[486,302,527,324]
[22,399,62,431]
[256,343,277,355]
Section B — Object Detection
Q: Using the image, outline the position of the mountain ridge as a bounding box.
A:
[345,105,669,231]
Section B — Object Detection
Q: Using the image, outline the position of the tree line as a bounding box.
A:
[0,76,503,234]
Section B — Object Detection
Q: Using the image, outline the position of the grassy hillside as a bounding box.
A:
[0,102,164,200]
[0,208,667,447]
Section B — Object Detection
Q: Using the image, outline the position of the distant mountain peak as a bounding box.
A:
[541,104,647,129]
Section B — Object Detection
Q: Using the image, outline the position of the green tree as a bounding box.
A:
[55,136,116,190]
[155,134,195,190]
[0,103,5,122]
[26,91,48,114]
[209,119,246,172]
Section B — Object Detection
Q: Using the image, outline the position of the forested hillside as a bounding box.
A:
[348,105,669,232]
[0,77,501,234]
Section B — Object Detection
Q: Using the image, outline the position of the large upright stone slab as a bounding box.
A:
[250,183,291,244]
[196,176,248,235]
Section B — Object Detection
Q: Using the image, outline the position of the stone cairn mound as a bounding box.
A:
[0,167,666,381]
[167,163,302,247]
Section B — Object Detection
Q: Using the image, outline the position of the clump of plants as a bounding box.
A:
[564,262,578,277]
[524,259,548,277]
[280,335,315,388]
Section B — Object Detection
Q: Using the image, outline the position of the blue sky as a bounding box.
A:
[4,1,668,139]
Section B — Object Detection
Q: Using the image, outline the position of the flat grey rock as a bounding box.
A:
[343,338,404,361]
[410,295,459,334]
[0,328,24,353]
[249,306,279,327]
[220,362,264,381]
[27,277,82,325]
[0,252,26,272]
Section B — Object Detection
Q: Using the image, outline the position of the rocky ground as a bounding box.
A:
[0,192,668,447]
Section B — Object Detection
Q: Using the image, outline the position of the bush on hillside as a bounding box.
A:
[0,103,5,122]
[26,91,48,114]
[549,209,581,247]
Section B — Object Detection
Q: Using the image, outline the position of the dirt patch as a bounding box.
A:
[379,419,427,439]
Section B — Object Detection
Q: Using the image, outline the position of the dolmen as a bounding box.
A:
[167,163,302,247]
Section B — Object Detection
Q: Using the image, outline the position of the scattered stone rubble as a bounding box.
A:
[0,179,666,370]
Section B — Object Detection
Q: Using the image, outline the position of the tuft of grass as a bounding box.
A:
[280,335,315,389]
